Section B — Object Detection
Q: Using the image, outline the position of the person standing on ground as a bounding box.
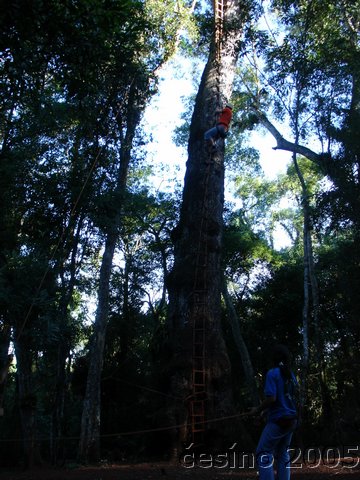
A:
[249,344,299,480]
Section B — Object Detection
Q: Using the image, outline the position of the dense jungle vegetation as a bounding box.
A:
[0,0,359,468]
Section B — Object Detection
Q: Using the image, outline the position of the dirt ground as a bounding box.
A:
[0,461,359,480]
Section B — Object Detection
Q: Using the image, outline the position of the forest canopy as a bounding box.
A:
[0,0,359,469]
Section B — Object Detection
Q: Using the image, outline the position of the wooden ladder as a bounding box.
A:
[214,0,227,54]
[189,190,210,444]
[189,1,229,444]
[190,290,207,445]
[189,202,211,444]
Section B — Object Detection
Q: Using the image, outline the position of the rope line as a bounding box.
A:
[0,412,249,443]
[104,376,184,402]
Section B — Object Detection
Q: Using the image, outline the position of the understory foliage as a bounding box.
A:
[0,0,359,466]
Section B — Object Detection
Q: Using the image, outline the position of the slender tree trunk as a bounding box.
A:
[163,0,247,452]
[78,82,143,463]
[294,152,333,426]
[78,231,118,463]
[51,215,85,465]
[300,207,310,408]
[304,204,333,423]
[0,323,11,417]
[222,278,260,404]
[14,332,42,468]
[291,150,311,410]
[118,249,131,363]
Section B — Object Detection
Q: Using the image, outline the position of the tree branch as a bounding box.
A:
[256,111,322,164]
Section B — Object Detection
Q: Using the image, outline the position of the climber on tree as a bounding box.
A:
[204,103,233,148]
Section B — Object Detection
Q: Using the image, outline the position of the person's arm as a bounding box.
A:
[249,395,276,416]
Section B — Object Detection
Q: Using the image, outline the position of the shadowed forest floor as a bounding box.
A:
[0,461,359,480]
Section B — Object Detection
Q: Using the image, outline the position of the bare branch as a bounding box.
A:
[256,111,321,164]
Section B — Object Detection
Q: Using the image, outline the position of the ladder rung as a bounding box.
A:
[192,413,205,420]
[193,362,205,371]
[193,350,204,356]
[193,348,205,354]
[193,323,205,330]
[192,416,205,423]
[193,385,206,394]
[191,408,204,418]
[193,328,205,334]
[193,295,206,301]
[192,409,204,415]
[193,348,205,355]
[193,424,205,430]
[194,330,205,338]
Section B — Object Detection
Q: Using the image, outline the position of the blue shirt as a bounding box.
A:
[264,367,298,422]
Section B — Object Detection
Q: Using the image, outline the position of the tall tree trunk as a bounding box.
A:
[0,321,11,416]
[294,153,333,426]
[222,278,260,404]
[51,214,85,465]
[300,204,311,409]
[78,82,143,463]
[14,330,42,468]
[292,153,311,409]
[78,231,118,463]
[163,0,248,453]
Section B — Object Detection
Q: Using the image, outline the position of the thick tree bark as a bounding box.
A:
[163,0,248,452]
